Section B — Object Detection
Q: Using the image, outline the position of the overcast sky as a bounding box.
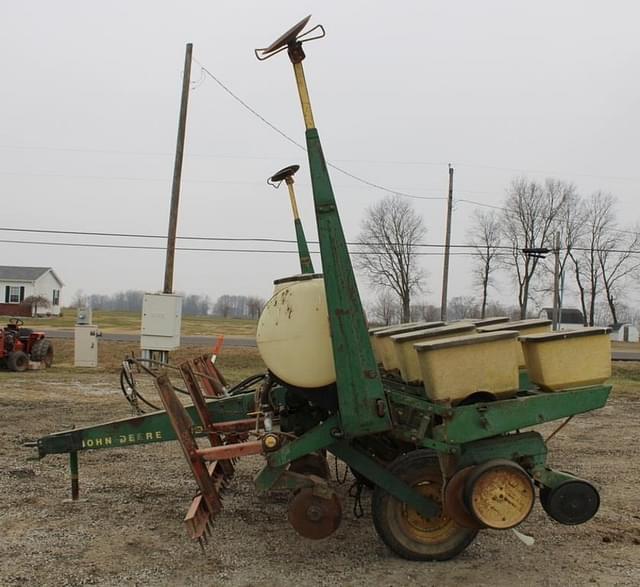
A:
[2,1,639,312]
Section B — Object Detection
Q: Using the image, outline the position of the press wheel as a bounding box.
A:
[443,466,483,529]
[372,450,478,561]
[540,479,600,525]
[288,487,342,539]
[464,459,534,530]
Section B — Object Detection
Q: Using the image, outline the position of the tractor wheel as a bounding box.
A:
[30,339,53,367]
[7,351,29,372]
[372,450,478,561]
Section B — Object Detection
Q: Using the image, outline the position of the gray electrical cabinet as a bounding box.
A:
[74,324,100,367]
[140,293,182,351]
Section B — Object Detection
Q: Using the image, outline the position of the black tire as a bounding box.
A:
[540,480,600,525]
[372,450,478,561]
[30,339,53,367]
[7,351,29,372]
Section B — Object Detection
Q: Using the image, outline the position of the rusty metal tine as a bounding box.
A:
[155,374,223,515]
[179,363,235,479]
[212,362,228,389]
[195,355,225,396]
[193,356,218,397]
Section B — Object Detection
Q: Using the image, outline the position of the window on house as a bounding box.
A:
[9,286,21,303]
[52,289,60,306]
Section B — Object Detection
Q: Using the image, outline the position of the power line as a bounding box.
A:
[0,225,506,249]
[2,226,638,253]
[456,198,504,211]
[3,235,639,257]
[0,237,482,256]
[193,60,447,203]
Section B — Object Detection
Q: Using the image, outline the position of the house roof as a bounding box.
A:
[0,266,64,285]
[540,307,585,324]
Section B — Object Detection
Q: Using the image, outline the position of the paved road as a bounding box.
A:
[43,330,257,348]
[611,349,640,361]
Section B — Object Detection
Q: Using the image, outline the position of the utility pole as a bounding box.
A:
[552,231,561,331]
[440,164,454,321]
[163,43,193,294]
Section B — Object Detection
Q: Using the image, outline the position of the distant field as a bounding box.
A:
[13,308,257,337]
[29,339,265,384]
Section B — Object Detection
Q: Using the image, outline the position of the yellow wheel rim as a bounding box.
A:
[398,478,460,544]
[469,464,534,529]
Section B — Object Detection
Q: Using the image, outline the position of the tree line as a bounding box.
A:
[358,177,640,327]
[70,290,265,319]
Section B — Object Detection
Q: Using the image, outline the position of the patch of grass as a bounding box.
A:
[14,309,257,337]
[610,361,640,397]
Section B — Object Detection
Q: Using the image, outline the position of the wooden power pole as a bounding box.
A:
[163,43,193,294]
[552,232,561,331]
[440,164,454,321]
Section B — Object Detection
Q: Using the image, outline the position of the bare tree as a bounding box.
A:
[597,224,640,325]
[213,296,233,318]
[530,189,587,320]
[23,295,50,316]
[483,300,519,319]
[567,192,610,325]
[182,294,211,316]
[470,210,502,318]
[410,300,440,322]
[447,296,480,320]
[369,290,399,326]
[71,289,87,308]
[356,195,426,323]
[501,178,573,318]
[247,297,265,320]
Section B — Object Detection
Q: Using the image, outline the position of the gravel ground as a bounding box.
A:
[1,367,639,587]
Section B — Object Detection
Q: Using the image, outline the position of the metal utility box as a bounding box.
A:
[74,325,99,367]
[76,307,93,325]
[140,293,182,351]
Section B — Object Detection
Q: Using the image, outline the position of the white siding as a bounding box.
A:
[0,281,34,301]
[33,271,63,315]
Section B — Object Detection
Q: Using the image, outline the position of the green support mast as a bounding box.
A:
[268,164,314,274]
[257,16,391,437]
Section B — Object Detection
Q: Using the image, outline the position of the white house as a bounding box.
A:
[0,266,64,317]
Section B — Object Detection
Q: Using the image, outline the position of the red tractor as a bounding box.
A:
[0,318,53,372]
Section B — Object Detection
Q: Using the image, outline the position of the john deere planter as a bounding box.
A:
[31,16,612,561]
